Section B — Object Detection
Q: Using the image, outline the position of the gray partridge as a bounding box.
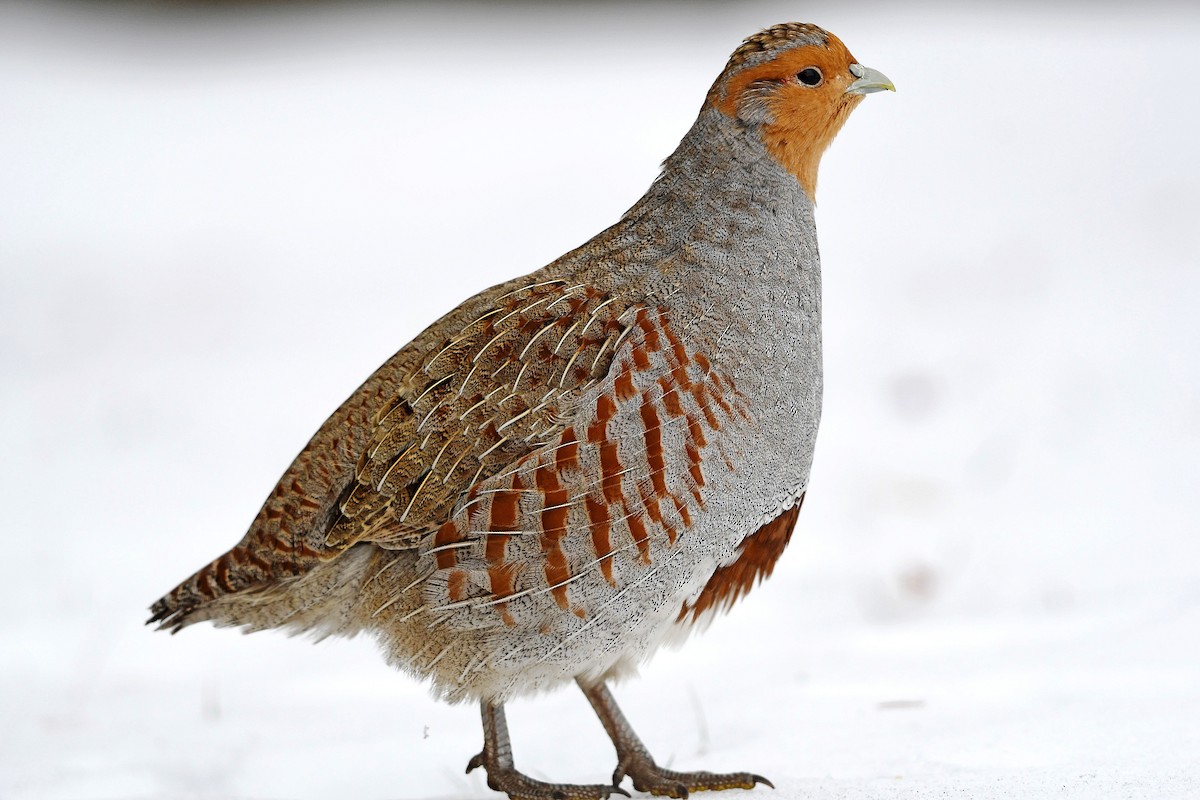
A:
[150,22,893,800]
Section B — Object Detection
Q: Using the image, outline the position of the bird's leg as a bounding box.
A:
[577,679,773,799]
[466,699,629,800]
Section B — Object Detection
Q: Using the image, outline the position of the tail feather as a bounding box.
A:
[147,555,231,633]
[148,544,379,637]
[146,540,311,632]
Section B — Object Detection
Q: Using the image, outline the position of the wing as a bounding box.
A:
[394,306,756,633]
[330,279,635,549]
[149,277,637,630]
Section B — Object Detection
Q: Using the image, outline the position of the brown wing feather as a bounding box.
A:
[677,494,804,623]
[329,281,633,548]
[149,278,634,631]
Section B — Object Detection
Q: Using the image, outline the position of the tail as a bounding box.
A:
[148,544,381,637]
[148,347,403,634]
[147,542,287,633]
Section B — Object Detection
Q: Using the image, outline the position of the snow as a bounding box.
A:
[2,2,1198,798]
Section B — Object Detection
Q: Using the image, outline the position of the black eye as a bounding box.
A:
[797,67,823,87]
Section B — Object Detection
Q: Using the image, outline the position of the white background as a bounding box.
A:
[2,2,1198,798]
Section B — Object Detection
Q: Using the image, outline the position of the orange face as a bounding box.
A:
[712,33,869,199]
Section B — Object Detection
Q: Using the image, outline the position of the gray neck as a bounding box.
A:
[562,108,817,308]
[628,107,811,231]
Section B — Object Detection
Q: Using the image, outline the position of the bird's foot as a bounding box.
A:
[613,754,773,799]
[467,752,630,800]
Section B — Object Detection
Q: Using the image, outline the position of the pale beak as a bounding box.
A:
[845,63,895,95]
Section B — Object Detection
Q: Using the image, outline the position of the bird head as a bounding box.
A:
[706,23,894,199]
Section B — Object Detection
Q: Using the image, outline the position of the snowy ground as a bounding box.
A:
[2,1,1199,798]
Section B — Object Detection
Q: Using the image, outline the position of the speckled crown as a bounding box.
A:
[722,22,829,74]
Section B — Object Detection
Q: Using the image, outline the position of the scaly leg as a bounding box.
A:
[467,700,630,800]
[577,679,773,799]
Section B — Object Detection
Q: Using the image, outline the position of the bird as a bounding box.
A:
[149,21,893,800]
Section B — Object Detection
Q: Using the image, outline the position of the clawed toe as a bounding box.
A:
[628,764,772,798]
[468,739,629,800]
[473,762,627,800]
[612,753,771,798]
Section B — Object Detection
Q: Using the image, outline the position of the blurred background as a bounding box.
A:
[2,1,1198,798]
